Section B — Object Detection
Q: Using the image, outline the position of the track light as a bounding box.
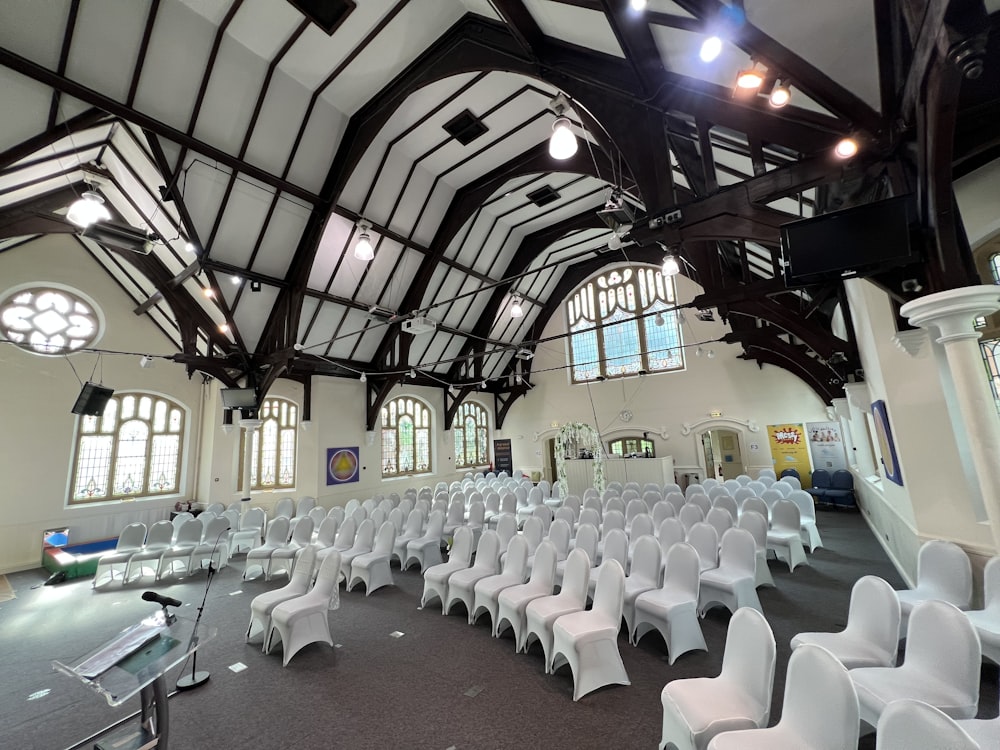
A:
[769,81,791,108]
[139,355,154,369]
[510,294,524,318]
[481,380,487,389]
[353,220,374,261]
[654,312,665,327]
[707,349,716,359]
[629,0,647,9]
[219,323,229,333]
[408,369,416,379]
[548,93,578,160]
[661,254,680,277]
[203,287,215,299]
[515,373,523,384]
[700,35,722,62]
[834,137,859,159]
[67,190,111,228]
[736,66,764,90]
[360,371,367,383]
[184,241,197,254]
[230,275,241,285]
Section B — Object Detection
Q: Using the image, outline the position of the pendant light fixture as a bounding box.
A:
[67,189,111,228]
[353,220,374,261]
[510,294,524,318]
[548,93,578,160]
[661,253,680,277]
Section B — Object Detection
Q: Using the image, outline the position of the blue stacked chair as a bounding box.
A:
[824,470,857,509]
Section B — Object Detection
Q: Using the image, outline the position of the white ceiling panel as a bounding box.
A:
[180,159,235,249]
[301,302,345,351]
[326,308,370,360]
[420,266,466,317]
[525,1,625,59]
[356,146,416,228]
[338,135,385,215]
[411,179,455,248]
[226,2,303,60]
[207,179,274,267]
[378,72,482,148]
[193,36,269,155]
[66,1,149,105]
[307,213,352,290]
[243,69,313,180]
[175,0,231,26]
[359,244,420,307]
[231,283,279,351]
[458,0,501,20]
[650,24,752,89]
[296,296,320,345]
[0,0,69,70]
[438,119,553,191]
[647,0,697,16]
[439,275,481,329]
[251,196,312,278]
[383,161,439,240]
[0,69,53,153]
[284,96,346,194]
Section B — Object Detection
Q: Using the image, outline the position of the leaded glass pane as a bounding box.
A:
[415,428,430,471]
[153,400,167,432]
[991,255,1000,284]
[259,420,278,486]
[138,396,152,420]
[73,435,113,499]
[454,429,465,466]
[279,428,296,485]
[570,319,600,382]
[112,420,149,496]
[382,429,397,474]
[604,309,641,376]
[0,286,101,355]
[121,395,135,419]
[101,398,117,432]
[148,435,179,492]
[645,307,684,370]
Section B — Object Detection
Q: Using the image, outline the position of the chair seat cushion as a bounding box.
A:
[663,677,764,734]
[553,611,618,647]
[790,632,893,669]
[424,562,465,584]
[851,668,978,719]
[635,588,697,617]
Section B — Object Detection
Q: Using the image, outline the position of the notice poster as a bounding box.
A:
[766,423,813,488]
[806,421,849,473]
[326,447,360,485]
[493,439,513,476]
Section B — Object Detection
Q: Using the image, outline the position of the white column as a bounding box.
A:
[901,285,1000,546]
[238,418,262,513]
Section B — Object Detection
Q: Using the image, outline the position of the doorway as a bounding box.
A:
[699,428,744,481]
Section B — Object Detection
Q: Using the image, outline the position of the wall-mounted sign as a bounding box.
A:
[806,421,849,473]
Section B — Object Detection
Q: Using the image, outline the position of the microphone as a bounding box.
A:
[142,591,182,608]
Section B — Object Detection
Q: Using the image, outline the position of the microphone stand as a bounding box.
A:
[176,524,227,691]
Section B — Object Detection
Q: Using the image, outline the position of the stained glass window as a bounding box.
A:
[69,392,185,504]
[0,285,101,355]
[980,338,1000,415]
[566,266,684,383]
[239,396,297,491]
[990,254,1000,284]
[381,396,432,477]
[454,401,490,469]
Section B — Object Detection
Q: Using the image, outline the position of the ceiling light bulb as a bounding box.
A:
[662,254,680,277]
[769,83,791,108]
[654,312,665,327]
[736,68,764,89]
[549,117,578,160]
[408,369,416,379]
[67,191,111,228]
[515,373,523,384]
[630,0,647,9]
[707,349,716,359]
[695,346,703,357]
[608,233,623,251]
[230,275,241,285]
[219,323,229,333]
[354,231,374,261]
[185,241,197,254]
[203,287,215,299]
[481,380,487,389]
[834,137,859,159]
[510,295,524,318]
[700,35,723,63]
[360,372,367,383]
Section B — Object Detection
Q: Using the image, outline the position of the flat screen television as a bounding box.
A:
[221,387,257,409]
[70,382,114,416]
[781,195,920,287]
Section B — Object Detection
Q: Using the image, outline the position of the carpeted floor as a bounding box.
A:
[0,510,995,750]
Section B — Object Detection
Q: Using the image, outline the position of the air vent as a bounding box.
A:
[286,0,355,35]
[526,185,561,207]
[443,110,488,146]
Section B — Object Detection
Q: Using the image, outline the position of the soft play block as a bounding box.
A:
[42,539,117,580]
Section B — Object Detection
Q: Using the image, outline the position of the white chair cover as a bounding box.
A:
[623,535,661,635]
[876,700,980,750]
[736,511,775,589]
[403,509,446,572]
[495,540,557,650]
[123,521,173,584]
[420,525,474,610]
[766,499,808,572]
[788,489,823,552]
[472,535,529,627]
[524,547,592,671]
[346,521,397,595]
[266,549,341,666]
[964,554,1000,666]
[698,527,762,617]
[444,530,501,616]
[895,539,973,638]
[633,543,707,664]
[247,546,316,645]
[93,523,146,587]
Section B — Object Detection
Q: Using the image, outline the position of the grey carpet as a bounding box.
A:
[0,510,995,750]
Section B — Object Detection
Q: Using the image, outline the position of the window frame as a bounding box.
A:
[68,391,187,506]
[608,436,655,458]
[238,396,298,492]
[565,264,684,384]
[381,395,433,479]
[0,282,105,356]
[453,401,491,470]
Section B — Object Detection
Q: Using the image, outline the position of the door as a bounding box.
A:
[715,429,743,480]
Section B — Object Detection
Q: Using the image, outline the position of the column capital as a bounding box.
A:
[901,285,1000,343]
[238,418,262,431]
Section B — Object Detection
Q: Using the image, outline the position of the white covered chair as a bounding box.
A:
[441,497,466,540]
[766,499,808,572]
[698,528,761,617]
[964,554,1000,665]
[746,480,767,496]
[93,523,146,587]
[657,517,686,577]
[403,509,446,572]
[157,518,203,580]
[443,530,501,617]
[243,516,291,581]
[493,514,518,566]
[686,522,719,574]
[678,504,704,536]
[623,535,661,635]
[550,559,629,701]
[711,495,739,524]
[590,528,627,600]
[788,489,823,552]
[772,479,794,496]
[524,547,591,670]
[851,600,981,730]
[247,546,316,645]
[337,518,376,584]
[391,508,425,566]
[190,515,233,573]
[876,699,980,750]
[688,494,713,518]
[739,496,769,525]
[265,549,341,666]
[791,575,899,669]
[229,507,266,556]
[659,607,776,750]
[736,511,775,589]
[495,540,557,649]
[955,693,1000,748]
[706,644,859,750]
[633,543,707,664]
[472,535,529,627]
[316,517,356,572]
[561,523,598,587]
[420,525,474,610]
[312,516,340,552]
[123,521,173,584]
[708,486,732,502]
[273,497,295,519]
[757,468,776,481]
[652,501,676,529]
[346,521,397,595]
[704,507,734,542]
[895,539,973,638]
[268,516,314,581]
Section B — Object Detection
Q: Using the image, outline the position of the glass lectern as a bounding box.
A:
[53,608,216,749]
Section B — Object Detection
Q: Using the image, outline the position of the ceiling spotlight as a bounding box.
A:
[661,254,681,277]
[293,342,305,351]
[736,67,764,90]
[706,349,716,359]
[700,35,723,63]
[515,373,523,384]
[408,369,416,379]
[203,287,215,299]
[481,380,487,389]
[548,93,578,160]
[695,346,704,357]
[230,275,241,285]
[769,81,791,108]
[608,232,623,251]
[184,241,197,254]
[354,220,374,261]
[834,137,859,159]
[67,190,111,228]
[654,312,665,327]
[630,0,647,9]
[510,294,524,319]
[360,371,367,383]
[139,355,154,369]
[219,323,229,333]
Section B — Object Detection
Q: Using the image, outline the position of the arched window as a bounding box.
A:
[1,284,102,355]
[990,254,1000,284]
[381,396,432,477]
[981,339,1000,414]
[454,401,490,469]
[608,436,655,458]
[239,396,298,491]
[70,392,185,504]
[566,265,683,383]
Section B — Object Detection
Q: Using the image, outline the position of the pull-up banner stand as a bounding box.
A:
[493,439,513,476]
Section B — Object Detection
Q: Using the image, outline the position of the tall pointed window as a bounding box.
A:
[69,392,185,504]
[454,401,490,469]
[381,396,432,477]
[239,397,297,490]
[566,265,683,383]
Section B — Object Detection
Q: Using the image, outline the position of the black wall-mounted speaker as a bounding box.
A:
[71,382,114,416]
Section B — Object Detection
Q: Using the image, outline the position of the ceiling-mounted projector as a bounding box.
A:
[401,316,437,335]
[515,348,534,360]
[81,222,157,255]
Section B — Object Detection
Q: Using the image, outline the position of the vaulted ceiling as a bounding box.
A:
[1,0,997,426]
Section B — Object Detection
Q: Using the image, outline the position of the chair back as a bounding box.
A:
[662,482,682,496]
[678,503,704,535]
[761,488,785,508]
[289,516,314,546]
[688,494,712,516]
[176,518,204,545]
[397,498,414,518]
[630,535,661,585]
[740,497,769,523]
[758,468,777,480]
[789,490,817,523]
[773,479,795,496]
[171,512,193,537]
[625,498,647,524]
[554,507,575,526]
[601,509,626,536]
[984,555,1000,613]
[706,507,734,540]
[915,539,973,607]
[315,517,340,547]
[718,527,756,576]
[737,511,768,552]
[875,699,979,750]
[446,498,465,525]
[472,531,501,573]
[578,507,601,529]
[369,507,387,529]
[401,508,425,536]
[327,506,346,524]
[735,474,752,486]
[372,521,396,556]
[663,542,700,596]
[592,559,626,623]
[830,469,855,491]
[573,523,600,564]
[387,507,405,535]
[344,498,361,516]
[295,496,316,517]
[665,492,685,515]
[771,498,801,534]
[503,535,530,581]
[684,483,704,500]
[780,644,859,747]
[291,544,318,584]
[604,496,626,515]
[527,486,543,506]
[495,513,518,549]
[333,517,357,550]
[720,607,777,725]
[144,521,174,548]
[601,528,629,570]
[529,540,558,588]
[746,480,767,496]
[629,513,654,541]
[651,501,675,528]
[117,523,147,551]
[701,478,719,490]
[845,576,900,663]
[560,547,592,608]
[583,496,603,515]
[424,509,446,540]
[657,518,685,555]
[709,485,732,501]
[547,518,572,556]
[724,479,742,495]
[561,495,581,518]
[499,493,517,515]
[308,506,327,528]
[274,497,295,519]
[811,469,832,491]
[712,495,739,522]
[352,518,376,552]
[203,515,231,546]
[606,481,623,493]
[205,502,225,515]
[532,504,553,533]
[449,525,475,565]
[313,549,343,599]
[905,600,981,698]
[686,522,719,569]
[521,516,544,553]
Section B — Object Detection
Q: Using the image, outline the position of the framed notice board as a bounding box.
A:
[493,439,513,475]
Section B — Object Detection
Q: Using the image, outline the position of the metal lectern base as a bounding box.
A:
[175,670,210,691]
